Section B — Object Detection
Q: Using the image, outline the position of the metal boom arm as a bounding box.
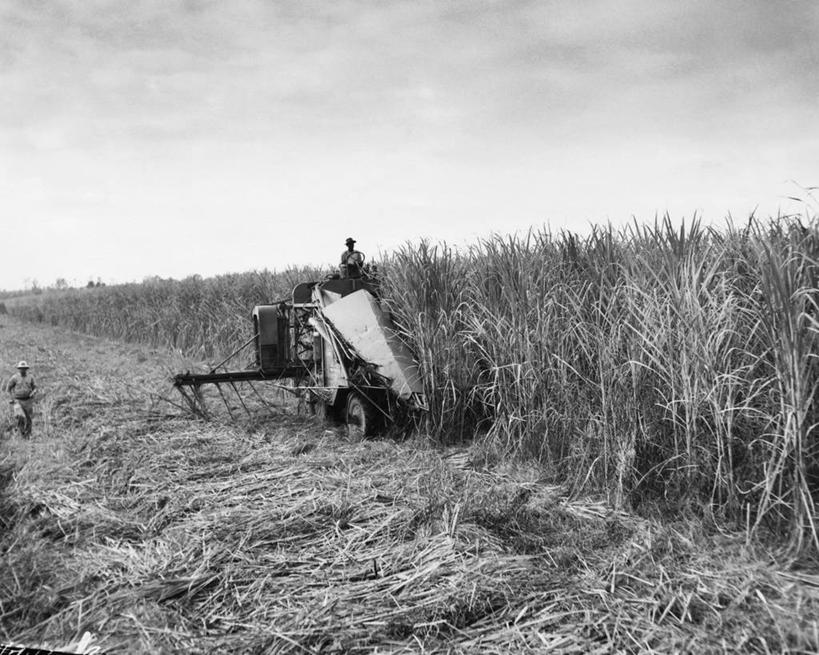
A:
[173,366,305,387]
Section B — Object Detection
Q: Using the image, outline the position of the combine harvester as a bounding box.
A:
[173,276,425,437]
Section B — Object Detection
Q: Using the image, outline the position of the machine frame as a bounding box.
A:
[173,277,424,437]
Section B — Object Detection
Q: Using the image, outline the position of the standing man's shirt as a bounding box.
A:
[8,372,36,399]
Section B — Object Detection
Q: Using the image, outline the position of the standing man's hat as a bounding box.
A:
[345,237,356,245]
[16,361,29,369]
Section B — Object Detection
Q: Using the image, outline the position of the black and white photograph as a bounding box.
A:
[1,1,818,652]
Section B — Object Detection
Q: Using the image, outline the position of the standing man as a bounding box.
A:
[340,237,365,279]
[8,361,36,437]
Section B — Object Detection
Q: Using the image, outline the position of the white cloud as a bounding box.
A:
[0,0,817,289]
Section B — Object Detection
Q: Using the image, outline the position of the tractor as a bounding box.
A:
[173,275,425,437]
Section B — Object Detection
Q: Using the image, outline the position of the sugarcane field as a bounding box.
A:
[2,219,819,654]
[4,2,819,653]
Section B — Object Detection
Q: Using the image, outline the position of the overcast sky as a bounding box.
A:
[1,0,817,290]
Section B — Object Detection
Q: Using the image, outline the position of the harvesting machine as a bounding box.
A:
[173,276,425,437]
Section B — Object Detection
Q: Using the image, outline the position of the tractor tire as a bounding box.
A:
[346,392,378,440]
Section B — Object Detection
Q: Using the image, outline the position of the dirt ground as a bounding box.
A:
[1,316,818,654]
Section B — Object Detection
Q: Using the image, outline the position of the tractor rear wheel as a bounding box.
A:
[346,392,378,440]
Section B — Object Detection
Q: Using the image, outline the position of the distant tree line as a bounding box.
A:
[0,278,106,299]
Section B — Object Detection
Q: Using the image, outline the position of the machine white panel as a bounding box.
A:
[321,291,423,400]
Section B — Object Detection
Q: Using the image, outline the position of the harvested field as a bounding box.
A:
[1,316,818,653]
